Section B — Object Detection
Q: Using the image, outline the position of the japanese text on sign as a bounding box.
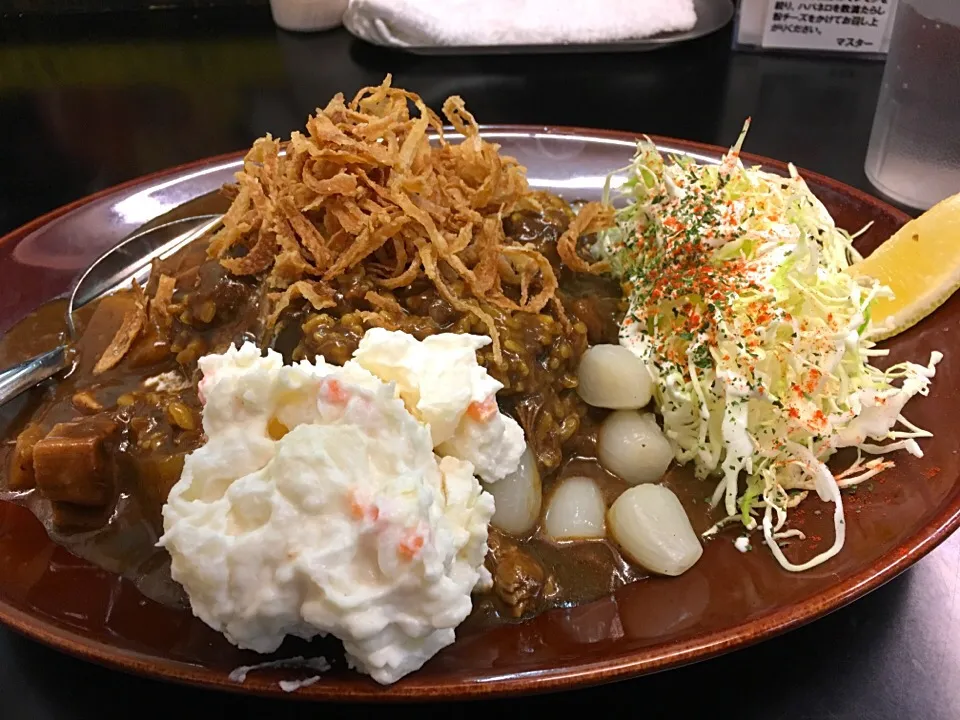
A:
[761,0,897,52]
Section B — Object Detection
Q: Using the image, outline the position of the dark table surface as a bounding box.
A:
[1,8,958,720]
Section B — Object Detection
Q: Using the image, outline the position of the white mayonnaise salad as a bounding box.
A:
[160,329,523,685]
[353,328,525,483]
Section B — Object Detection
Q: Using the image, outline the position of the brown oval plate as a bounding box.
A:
[0,127,957,701]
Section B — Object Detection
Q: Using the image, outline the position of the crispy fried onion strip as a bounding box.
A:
[148,274,177,329]
[94,281,147,375]
[364,290,406,317]
[557,202,615,274]
[204,75,606,363]
[266,281,336,328]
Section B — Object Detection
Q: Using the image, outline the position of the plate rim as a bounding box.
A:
[2,125,953,702]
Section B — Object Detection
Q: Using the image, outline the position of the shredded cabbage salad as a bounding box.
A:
[596,123,942,571]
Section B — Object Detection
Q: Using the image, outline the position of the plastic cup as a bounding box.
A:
[270,0,347,33]
[864,0,960,210]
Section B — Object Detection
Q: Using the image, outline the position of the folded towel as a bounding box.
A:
[343,0,698,48]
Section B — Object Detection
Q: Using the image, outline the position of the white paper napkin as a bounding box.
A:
[343,0,698,48]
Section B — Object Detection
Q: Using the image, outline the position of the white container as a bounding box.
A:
[270,0,348,32]
[864,0,960,210]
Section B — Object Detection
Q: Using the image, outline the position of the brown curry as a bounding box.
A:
[0,207,647,620]
[0,78,649,625]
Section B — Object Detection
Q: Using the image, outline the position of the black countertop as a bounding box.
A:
[1,9,958,720]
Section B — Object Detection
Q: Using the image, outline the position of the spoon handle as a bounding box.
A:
[0,346,70,407]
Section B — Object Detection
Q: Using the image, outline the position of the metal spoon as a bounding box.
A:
[0,214,223,407]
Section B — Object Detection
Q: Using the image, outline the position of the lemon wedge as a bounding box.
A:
[850,192,960,341]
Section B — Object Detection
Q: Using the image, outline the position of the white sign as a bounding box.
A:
[760,0,898,53]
